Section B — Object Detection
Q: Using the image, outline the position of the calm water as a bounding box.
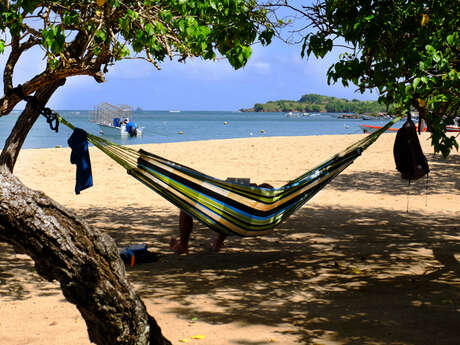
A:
[0,110,398,149]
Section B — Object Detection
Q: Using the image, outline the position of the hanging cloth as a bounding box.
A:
[68,128,93,194]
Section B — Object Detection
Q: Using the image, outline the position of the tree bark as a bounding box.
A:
[0,167,171,345]
[0,80,65,172]
[0,81,171,344]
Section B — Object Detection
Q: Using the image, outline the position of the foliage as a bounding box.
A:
[270,0,459,156]
[243,93,390,114]
[0,0,273,115]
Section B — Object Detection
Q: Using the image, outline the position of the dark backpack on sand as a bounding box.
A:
[119,244,159,266]
[393,118,429,182]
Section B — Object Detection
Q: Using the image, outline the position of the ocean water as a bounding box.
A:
[0,110,398,149]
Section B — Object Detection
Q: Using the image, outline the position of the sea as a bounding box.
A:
[0,110,399,149]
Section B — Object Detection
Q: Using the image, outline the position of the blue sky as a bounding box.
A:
[2,27,378,111]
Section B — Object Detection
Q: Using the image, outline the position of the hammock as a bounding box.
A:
[58,116,400,237]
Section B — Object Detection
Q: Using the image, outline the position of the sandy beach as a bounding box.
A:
[1,132,459,345]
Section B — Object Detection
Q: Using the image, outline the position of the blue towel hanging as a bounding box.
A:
[68,128,93,194]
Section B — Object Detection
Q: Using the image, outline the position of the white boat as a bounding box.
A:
[89,103,143,137]
[285,111,301,118]
[98,122,143,137]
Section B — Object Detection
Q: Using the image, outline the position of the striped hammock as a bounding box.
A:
[59,116,400,237]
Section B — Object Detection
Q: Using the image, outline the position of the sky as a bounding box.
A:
[1,8,378,111]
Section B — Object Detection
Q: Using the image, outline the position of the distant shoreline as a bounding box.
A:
[240,93,390,114]
[2,110,400,151]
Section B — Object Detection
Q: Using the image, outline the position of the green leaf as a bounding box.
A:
[119,17,130,35]
[93,46,102,56]
[425,44,435,53]
[259,29,273,46]
[241,45,252,59]
[186,26,195,37]
[159,9,172,22]
[144,22,154,36]
[41,26,66,54]
[0,39,4,54]
[209,0,217,10]
[177,20,186,33]
[120,46,130,58]
[412,77,421,90]
[448,70,457,79]
[300,35,309,58]
[95,30,107,43]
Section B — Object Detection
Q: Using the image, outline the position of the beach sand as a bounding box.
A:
[1,133,459,345]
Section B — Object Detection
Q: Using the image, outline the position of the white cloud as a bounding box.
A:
[245,61,271,75]
[107,58,158,80]
[167,57,236,81]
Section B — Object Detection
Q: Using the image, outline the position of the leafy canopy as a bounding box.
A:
[0,0,273,113]
[293,0,459,156]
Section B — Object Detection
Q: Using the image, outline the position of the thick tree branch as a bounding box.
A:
[0,169,171,345]
[0,65,105,116]
[3,36,40,92]
[3,35,20,94]
[1,35,41,113]
[0,79,66,172]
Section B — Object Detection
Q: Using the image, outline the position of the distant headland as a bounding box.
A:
[240,93,390,115]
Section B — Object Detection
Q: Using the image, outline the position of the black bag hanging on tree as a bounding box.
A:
[393,114,429,182]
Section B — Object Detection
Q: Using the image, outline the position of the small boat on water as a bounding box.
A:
[446,125,460,133]
[338,113,360,119]
[360,123,460,133]
[89,103,143,137]
[285,111,302,118]
[359,124,399,133]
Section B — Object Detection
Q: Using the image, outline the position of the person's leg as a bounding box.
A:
[170,210,193,254]
[210,233,227,252]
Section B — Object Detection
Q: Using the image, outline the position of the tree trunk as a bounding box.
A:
[0,80,66,172]
[0,167,171,345]
[0,82,171,344]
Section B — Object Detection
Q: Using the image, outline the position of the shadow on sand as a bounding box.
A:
[0,153,459,344]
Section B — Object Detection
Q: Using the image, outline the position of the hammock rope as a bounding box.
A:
[58,115,401,237]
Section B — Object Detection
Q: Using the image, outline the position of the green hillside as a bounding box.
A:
[241,93,391,114]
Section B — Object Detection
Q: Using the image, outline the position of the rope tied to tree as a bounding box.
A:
[7,84,60,132]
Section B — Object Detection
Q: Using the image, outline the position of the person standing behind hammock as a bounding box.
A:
[170,182,273,254]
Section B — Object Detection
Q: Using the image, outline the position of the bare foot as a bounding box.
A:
[169,238,189,254]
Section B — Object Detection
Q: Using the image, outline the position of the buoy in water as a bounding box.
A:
[224,121,228,125]
[178,130,183,135]
[260,129,265,133]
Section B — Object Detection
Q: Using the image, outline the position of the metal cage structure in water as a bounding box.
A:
[89,102,133,126]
